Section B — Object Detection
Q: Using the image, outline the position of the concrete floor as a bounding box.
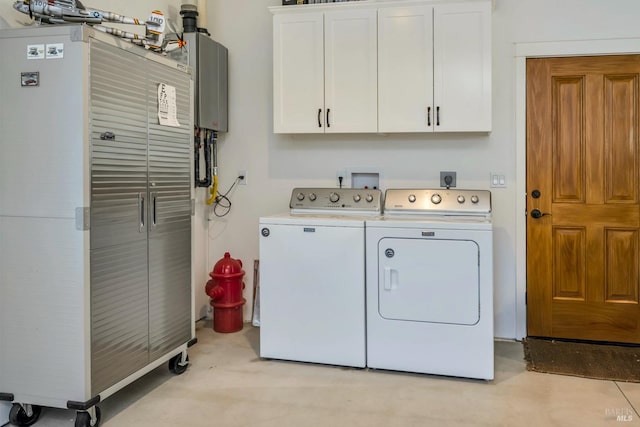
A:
[5,321,640,427]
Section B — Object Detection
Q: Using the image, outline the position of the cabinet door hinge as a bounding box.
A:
[75,207,90,231]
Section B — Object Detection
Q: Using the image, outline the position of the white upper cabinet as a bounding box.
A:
[273,12,324,134]
[273,9,377,134]
[271,0,492,134]
[378,1,491,133]
[433,2,492,132]
[325,10,378,133]
[378,6,434,132]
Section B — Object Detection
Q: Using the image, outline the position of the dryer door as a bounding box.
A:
[378,238,480,325]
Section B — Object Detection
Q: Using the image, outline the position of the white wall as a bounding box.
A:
[3,0,640,340]
[203,0,640,339]
[204,0,516,336]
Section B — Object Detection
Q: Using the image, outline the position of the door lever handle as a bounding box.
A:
[530,208,551,219]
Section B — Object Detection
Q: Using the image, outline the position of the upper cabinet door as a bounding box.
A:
[324,9,378,133]
[433,2,491,132]
[378,6,434,133]
[273,12,325,134]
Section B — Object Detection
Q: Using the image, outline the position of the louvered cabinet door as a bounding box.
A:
[89,41,150,394]
[146,60,193,361]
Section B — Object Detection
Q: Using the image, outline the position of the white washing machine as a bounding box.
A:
[366,189,494,380]
[259,188,382,368]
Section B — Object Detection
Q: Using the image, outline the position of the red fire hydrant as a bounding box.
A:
[205,252,246,333]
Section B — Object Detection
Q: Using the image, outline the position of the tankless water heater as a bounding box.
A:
[169,32,228,132]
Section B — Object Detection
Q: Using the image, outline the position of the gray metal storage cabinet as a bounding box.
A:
[0,25,195,427]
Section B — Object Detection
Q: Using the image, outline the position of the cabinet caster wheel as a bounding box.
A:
[9,404,41,426]
[75,407,101,427]
[168,354,189,375]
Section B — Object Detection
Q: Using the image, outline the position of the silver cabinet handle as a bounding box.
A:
[151,192,158,228]
[138,193,145,232]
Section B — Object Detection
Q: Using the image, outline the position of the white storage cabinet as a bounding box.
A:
[272,7,378,133]
[271,0,492,134]
[378,1,492,132]
[0,25,195,427]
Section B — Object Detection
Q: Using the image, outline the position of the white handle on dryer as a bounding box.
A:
[384,267,397,291]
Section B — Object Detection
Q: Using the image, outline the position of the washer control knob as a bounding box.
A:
[353,194,362,203]
[366,194,374,203]
[471,195,480,204]
[329,192,340,203]
[431,194,442,204]
[309,193,317,201]
[457,195,466,204]
[408,194,417,203]
[296,192,305,201]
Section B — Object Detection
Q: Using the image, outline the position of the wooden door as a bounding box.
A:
[527,55,640,343]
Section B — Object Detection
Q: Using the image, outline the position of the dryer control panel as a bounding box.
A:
[290,188,382,212]
[384,189,491,215]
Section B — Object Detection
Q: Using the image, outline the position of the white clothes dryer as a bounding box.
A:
[365,189,494,380]
[259,188,382,368]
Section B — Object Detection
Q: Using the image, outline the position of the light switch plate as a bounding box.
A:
[490,172,506,188]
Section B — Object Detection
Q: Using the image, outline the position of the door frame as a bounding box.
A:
[515,38,640,340]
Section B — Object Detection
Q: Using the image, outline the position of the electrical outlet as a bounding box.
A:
[440,171,457,188]
[238,170,247,185]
